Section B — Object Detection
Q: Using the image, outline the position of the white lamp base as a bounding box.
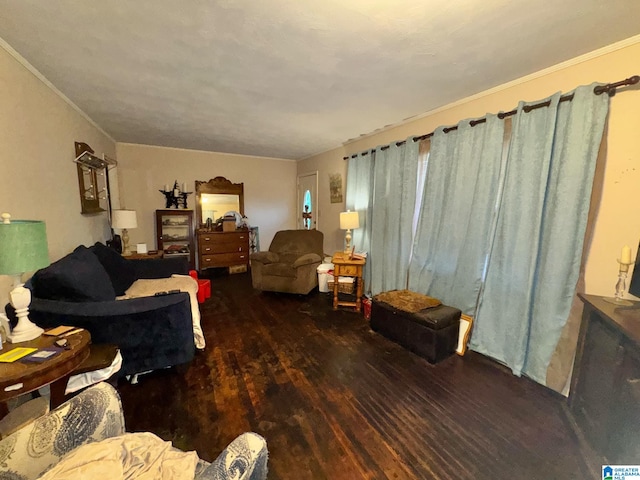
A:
[121,228,132,256]
[6,284,43,343]
[344,229,353,254]
[7,321,43,343]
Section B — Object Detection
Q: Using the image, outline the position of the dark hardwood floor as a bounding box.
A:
[117,272,600,479]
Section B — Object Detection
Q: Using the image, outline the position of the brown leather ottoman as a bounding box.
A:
[371,299,461,364]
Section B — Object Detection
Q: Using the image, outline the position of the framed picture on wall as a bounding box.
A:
[329,173,343,203]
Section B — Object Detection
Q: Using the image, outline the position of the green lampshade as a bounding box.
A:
[0,220,50,275]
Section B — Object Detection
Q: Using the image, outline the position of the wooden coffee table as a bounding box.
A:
[0,330,91,415]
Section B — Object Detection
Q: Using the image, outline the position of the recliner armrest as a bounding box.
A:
[250,251,279,264]
[292,253,322,268]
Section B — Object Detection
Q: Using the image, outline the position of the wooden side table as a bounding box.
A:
[0,331,91,415]
[331,251,366,312]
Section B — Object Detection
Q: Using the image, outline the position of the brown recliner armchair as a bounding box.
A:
[250,229,324,294]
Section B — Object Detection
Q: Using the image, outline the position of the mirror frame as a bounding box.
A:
[75,141,106,215]
[195,176,245,227]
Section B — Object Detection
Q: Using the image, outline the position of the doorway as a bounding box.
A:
[297,172,318,230]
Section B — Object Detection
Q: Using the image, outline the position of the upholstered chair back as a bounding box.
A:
[268,230,324,258]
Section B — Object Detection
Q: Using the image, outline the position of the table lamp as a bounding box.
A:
[111,209,138,256]
[0,213,50,343]
[340,210,360,254]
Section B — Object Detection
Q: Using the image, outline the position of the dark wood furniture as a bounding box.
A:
[569,294,640,463]
[155,209,196,269]
[0,331,91,414]
[195,176,250,272]
[198,230,250,271]
[195,176,244,227]
[331,252,365,311]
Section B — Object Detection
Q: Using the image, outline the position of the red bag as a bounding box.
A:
[362,297,372,320]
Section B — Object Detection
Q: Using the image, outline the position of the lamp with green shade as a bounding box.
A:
[0,213,50,343]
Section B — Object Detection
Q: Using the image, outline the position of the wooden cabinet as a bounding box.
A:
[331,251,366,312]
[155,210,195,269]
[198,230,250,271]
[569,294,640,463]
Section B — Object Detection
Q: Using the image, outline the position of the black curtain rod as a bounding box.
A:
[343,75,639,160]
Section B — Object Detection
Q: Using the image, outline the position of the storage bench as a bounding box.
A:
[371,296,461,364]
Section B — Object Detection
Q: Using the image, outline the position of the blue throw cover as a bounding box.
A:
[32,246,116,302]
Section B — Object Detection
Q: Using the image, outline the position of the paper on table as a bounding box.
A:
[43,326,75,336]
[22,348,63,363]
[0,347,37,362]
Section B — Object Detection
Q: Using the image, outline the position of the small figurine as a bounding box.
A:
[159,180,192,209]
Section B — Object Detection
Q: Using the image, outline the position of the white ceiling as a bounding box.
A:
[1,1,639,160]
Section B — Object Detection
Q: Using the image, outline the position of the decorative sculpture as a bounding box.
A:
[159,180,192,209]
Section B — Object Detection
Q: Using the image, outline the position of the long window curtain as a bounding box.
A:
[470,85,609,384]
[408,115,505,314]
[345,152,375,291]
[369,137,419,295]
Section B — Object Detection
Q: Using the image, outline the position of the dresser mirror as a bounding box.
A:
[195,177,245,228]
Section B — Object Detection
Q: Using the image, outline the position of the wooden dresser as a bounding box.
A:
[197,230,250,271]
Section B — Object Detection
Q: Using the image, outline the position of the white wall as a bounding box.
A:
[0,42,116,305]
[115,143,297,252]
[298,39,640,297]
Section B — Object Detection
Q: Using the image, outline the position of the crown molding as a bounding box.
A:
[117,142,297,162]
[339,34,640,150]
[0,36,115,143]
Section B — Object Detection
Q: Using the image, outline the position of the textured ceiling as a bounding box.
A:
[1,1,639,160]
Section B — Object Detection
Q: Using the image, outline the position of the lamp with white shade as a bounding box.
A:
[111,209,138,256]
[340,210,360,254]
[0,213,50,343]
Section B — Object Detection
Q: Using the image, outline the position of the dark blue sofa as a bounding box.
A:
[20,243,196,376]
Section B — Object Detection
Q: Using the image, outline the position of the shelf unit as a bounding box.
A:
[155,209,195,269]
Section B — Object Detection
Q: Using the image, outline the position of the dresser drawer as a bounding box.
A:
[199,242,248,255]
[338,265,360,276]
[199,232,248,245]
[198,231,250,269]
[201,252,249,267]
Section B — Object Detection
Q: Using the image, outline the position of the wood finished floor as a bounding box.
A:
[117,272,599,479]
